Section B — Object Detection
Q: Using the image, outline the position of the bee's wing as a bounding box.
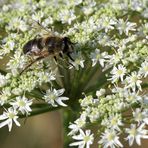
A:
[28,19,53,36]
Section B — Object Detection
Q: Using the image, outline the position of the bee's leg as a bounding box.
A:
[67,53,74,61]
[20,56,44,75]
[59,52,64,58]
[64,53,74,67]
[68,61,74,67]
[54,56,57,64]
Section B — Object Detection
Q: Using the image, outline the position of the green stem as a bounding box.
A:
[68,69,80,99]
[52,80,62,89]
[58,65,69,90]
[142,83,148,88]
[19,104,61,118]
[71,64,99,99]
[0,69,7,75]
[81,64,100,90]
[84,70,108,93]
[26,89,44,100]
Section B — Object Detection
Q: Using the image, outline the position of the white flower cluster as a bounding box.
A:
[0,96,32,131]
[69,88,148,147]
[0,0,147,147]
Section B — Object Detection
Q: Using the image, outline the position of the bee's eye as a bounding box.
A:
[23,39,36,54]
[23,45,31,54]
[63,37,69,42]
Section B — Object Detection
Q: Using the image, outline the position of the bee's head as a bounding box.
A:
[23,39,36,55]
[23,44,31,54]
[63,37,74,53]
[63,37,70,42]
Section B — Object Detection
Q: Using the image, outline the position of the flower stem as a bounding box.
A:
[19,103,61,118]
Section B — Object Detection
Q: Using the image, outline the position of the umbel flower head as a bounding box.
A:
[0,0,148,147]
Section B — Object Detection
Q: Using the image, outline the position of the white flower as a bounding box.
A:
[73,0,83,5]
[100,17,116,33]
[125,123,148,146]
[10,96,32,115]
[12,87,24,95]
[36,71,56,85]
[101,114,123,131]
[0,107,20,132]
[143,95,148,105]
[99,129,123,148]
[82,0,96,15]
[2,4,11,12]
[69,52,85,70]
[133,108,148,125]
[124,71,142,91]
[96,89,106,97]
[7,17,28,32]
[142,9,148,18]
[130,0,144,11]
[7,51,27,75]
[138,23,148,37]
[128,53,139,63]
[0,87,11,106]
[0,40,15,57]
[59,9,76,24]
[32,11,44,22]
[82,7,92,16]
[41,17,53,27]
[90,49,110,67]
[108,64,126,83]
[116,19,136,35]
[43,88,69,107]
[126,92,142,104]
[139,60,148,77]
[68,114,86,136]
[88,107,100,122]
[90,49,101,67]
[70,129,94,148]
[106,49,124,68]
[97,33,112,47]
[0,73,7,87]
[80,95,94,107]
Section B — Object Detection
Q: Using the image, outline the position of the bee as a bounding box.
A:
[20,27,74,74]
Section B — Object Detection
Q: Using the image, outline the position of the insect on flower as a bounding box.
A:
[20,20,75,74]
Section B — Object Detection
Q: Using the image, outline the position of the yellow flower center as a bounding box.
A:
[19,100,25,107]
[77,120,85,127]
[84,136,90,142]
[96,54,100,59]
[131,76,137,82]
[127,95,134,101]
[107,133,115,141]
[130,128,137,136]
[111,118,117,125]
[50,93,56,100]
[117,70,123,75]
[137,113,142,120]
[8,113,15,119]
[144,66,148,72]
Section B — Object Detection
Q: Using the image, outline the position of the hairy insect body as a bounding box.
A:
[45,36,64,55]
[21,36,74,74]
[23,36,73,57]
